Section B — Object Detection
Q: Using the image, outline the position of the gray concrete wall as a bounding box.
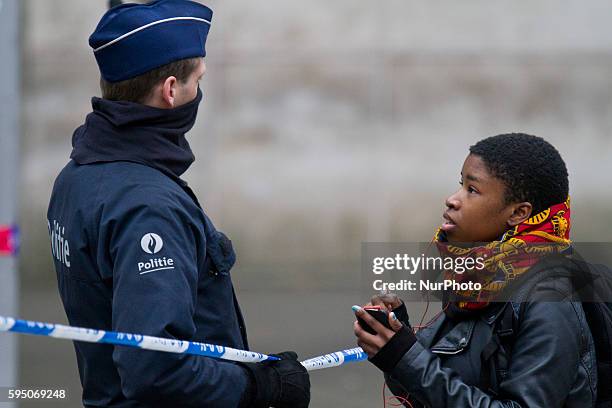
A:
[20,1,612,281]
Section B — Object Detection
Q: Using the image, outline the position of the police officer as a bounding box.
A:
[47,1,310,407]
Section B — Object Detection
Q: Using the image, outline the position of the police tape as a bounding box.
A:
[0,224,19,256]
[0,315,368,371]
[0,315,278,363]
[300,347,367,371]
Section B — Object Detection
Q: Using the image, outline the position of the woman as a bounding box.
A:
[353,133,597,407]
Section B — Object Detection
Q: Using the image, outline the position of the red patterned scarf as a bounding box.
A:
[434,197,571,310]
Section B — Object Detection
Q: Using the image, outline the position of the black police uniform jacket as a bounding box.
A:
[47,90,251,407]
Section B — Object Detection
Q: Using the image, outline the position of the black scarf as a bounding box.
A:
[71,89,203,179]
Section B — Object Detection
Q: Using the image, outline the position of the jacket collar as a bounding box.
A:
[70,88,203,180]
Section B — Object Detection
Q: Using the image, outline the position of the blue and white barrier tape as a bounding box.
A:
[0,315,367,371]
[300,347,367,371]
[0,315,278,364]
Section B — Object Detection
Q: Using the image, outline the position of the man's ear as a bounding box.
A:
[161,76,178,108]
[507,202,533,227]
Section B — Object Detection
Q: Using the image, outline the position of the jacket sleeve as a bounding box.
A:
[104,191,249,407]
[385,297,587,407]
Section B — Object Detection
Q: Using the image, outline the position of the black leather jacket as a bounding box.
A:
[385,268,598,407]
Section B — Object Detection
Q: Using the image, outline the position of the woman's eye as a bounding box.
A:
[459,179,477,193]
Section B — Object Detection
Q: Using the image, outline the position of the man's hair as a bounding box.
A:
[100,57,200,103]
[469,133,569,215]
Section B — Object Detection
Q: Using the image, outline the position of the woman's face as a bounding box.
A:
[441,154,517,243]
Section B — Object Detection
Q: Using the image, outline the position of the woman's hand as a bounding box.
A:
[352,305,404,358]
[370,292,403,311]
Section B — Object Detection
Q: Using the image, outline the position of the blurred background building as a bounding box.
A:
[3,0,612,406]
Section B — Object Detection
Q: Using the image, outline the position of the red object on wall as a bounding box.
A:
[0,225,18,256]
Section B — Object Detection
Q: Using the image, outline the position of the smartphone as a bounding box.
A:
[357,305,392,335]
